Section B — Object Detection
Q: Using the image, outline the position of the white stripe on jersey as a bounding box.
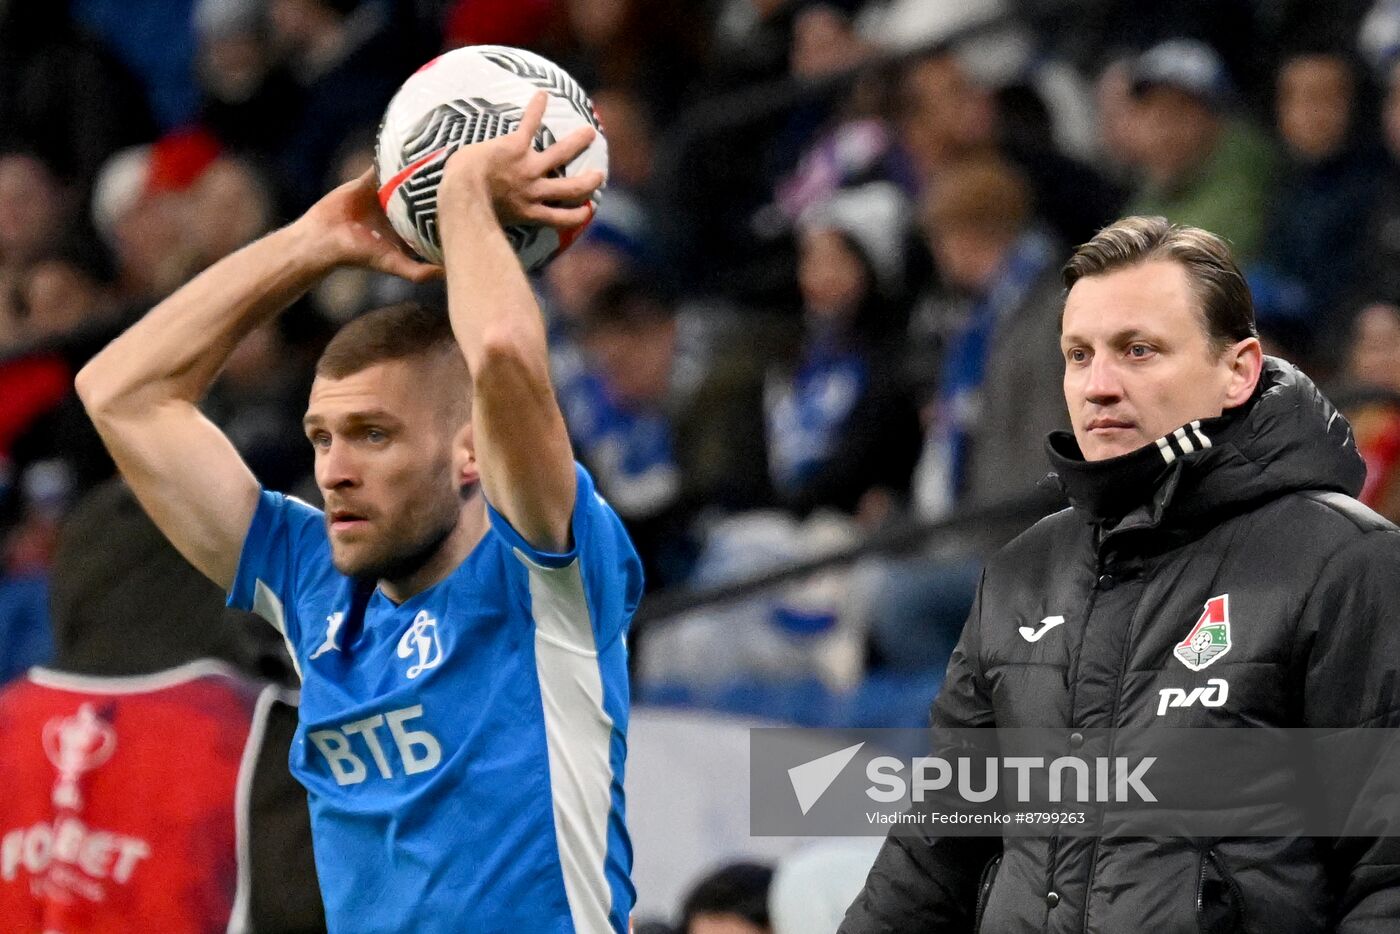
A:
[515,547,616,934]
[253,579,303,683]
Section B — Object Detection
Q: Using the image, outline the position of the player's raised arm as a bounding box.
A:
[436,92,604,553]
[76,172,439,589]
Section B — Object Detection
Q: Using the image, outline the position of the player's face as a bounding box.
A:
[1061,260,1257,461]
[304,358,473,581]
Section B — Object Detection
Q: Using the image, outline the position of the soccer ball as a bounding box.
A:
[375,45,608,270]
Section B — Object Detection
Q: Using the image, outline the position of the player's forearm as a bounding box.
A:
[437,179,551,380]
[76,222,332,417]
[437,169,575,550]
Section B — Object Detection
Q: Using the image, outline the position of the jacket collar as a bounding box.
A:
[1044,357,1365,531]
[1046,410,1240,527]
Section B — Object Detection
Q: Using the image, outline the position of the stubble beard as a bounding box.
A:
[331,508,459,586]
[329,481,477,585]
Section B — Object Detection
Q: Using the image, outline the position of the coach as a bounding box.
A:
[840,216,1400,932]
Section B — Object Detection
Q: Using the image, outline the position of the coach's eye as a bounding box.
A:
[310,432,331,449]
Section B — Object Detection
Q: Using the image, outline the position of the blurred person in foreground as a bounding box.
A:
[1125,39,1279,263]
[681,861,773,934]
[0,478,323,931]
[841,217,1400,931]
[76,93,643,932]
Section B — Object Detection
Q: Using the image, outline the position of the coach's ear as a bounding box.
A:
[454,421,480,491]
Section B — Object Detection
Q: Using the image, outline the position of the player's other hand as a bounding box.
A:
[439,91,603,230]
[295,170,443,282]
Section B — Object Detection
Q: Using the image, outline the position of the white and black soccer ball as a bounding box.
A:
[375,45,608,270]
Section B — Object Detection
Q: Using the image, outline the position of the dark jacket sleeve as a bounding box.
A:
[250,697,327,933]
[1297,527,1400,932]
[839,573,1002,933]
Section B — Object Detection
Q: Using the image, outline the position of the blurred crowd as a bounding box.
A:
[7,0,1400,722]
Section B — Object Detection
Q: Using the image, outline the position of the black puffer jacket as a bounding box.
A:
[841,358,1400,933]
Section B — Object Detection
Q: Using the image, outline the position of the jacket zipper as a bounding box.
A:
[1196,849,1208,919]
[1196,847,1246,932]
[1058,552,1103,931]
[1079,549,1141,933]
[974,853,1002,933]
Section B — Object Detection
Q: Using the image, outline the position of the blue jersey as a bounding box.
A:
[228,464,642,933]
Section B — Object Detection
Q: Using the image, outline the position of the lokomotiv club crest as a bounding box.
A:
[1173,594,1233,672]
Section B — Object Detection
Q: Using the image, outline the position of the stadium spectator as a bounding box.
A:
[898,48,1123,248]
[265,0,411,208]
[0,465,65,683]
[568,277,768,588]
[766,7,916,229]
[0,232,119,543]
[91,132,223,303]
[69,0,201,129]
[1338,302,1400,522]
[188,157,279,269]
[863,157,1066,680]
[0,478,323,930]
[681,861,774,934]
[14,245,118,345]
[911,157,1068,517]
[551,0,706,129]
[1254,49,1379,359]
[0,154,74,277]
[765,183,921,520]
[594,86,661,194]
[1361,55,1400,303]
[1093,57,1148,182]
[194,0,304,190]
[1125,38,1280,263]
[0,4,154,192]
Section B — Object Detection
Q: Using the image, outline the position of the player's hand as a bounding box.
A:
[438,91,603,229]
[295,170,442,282]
